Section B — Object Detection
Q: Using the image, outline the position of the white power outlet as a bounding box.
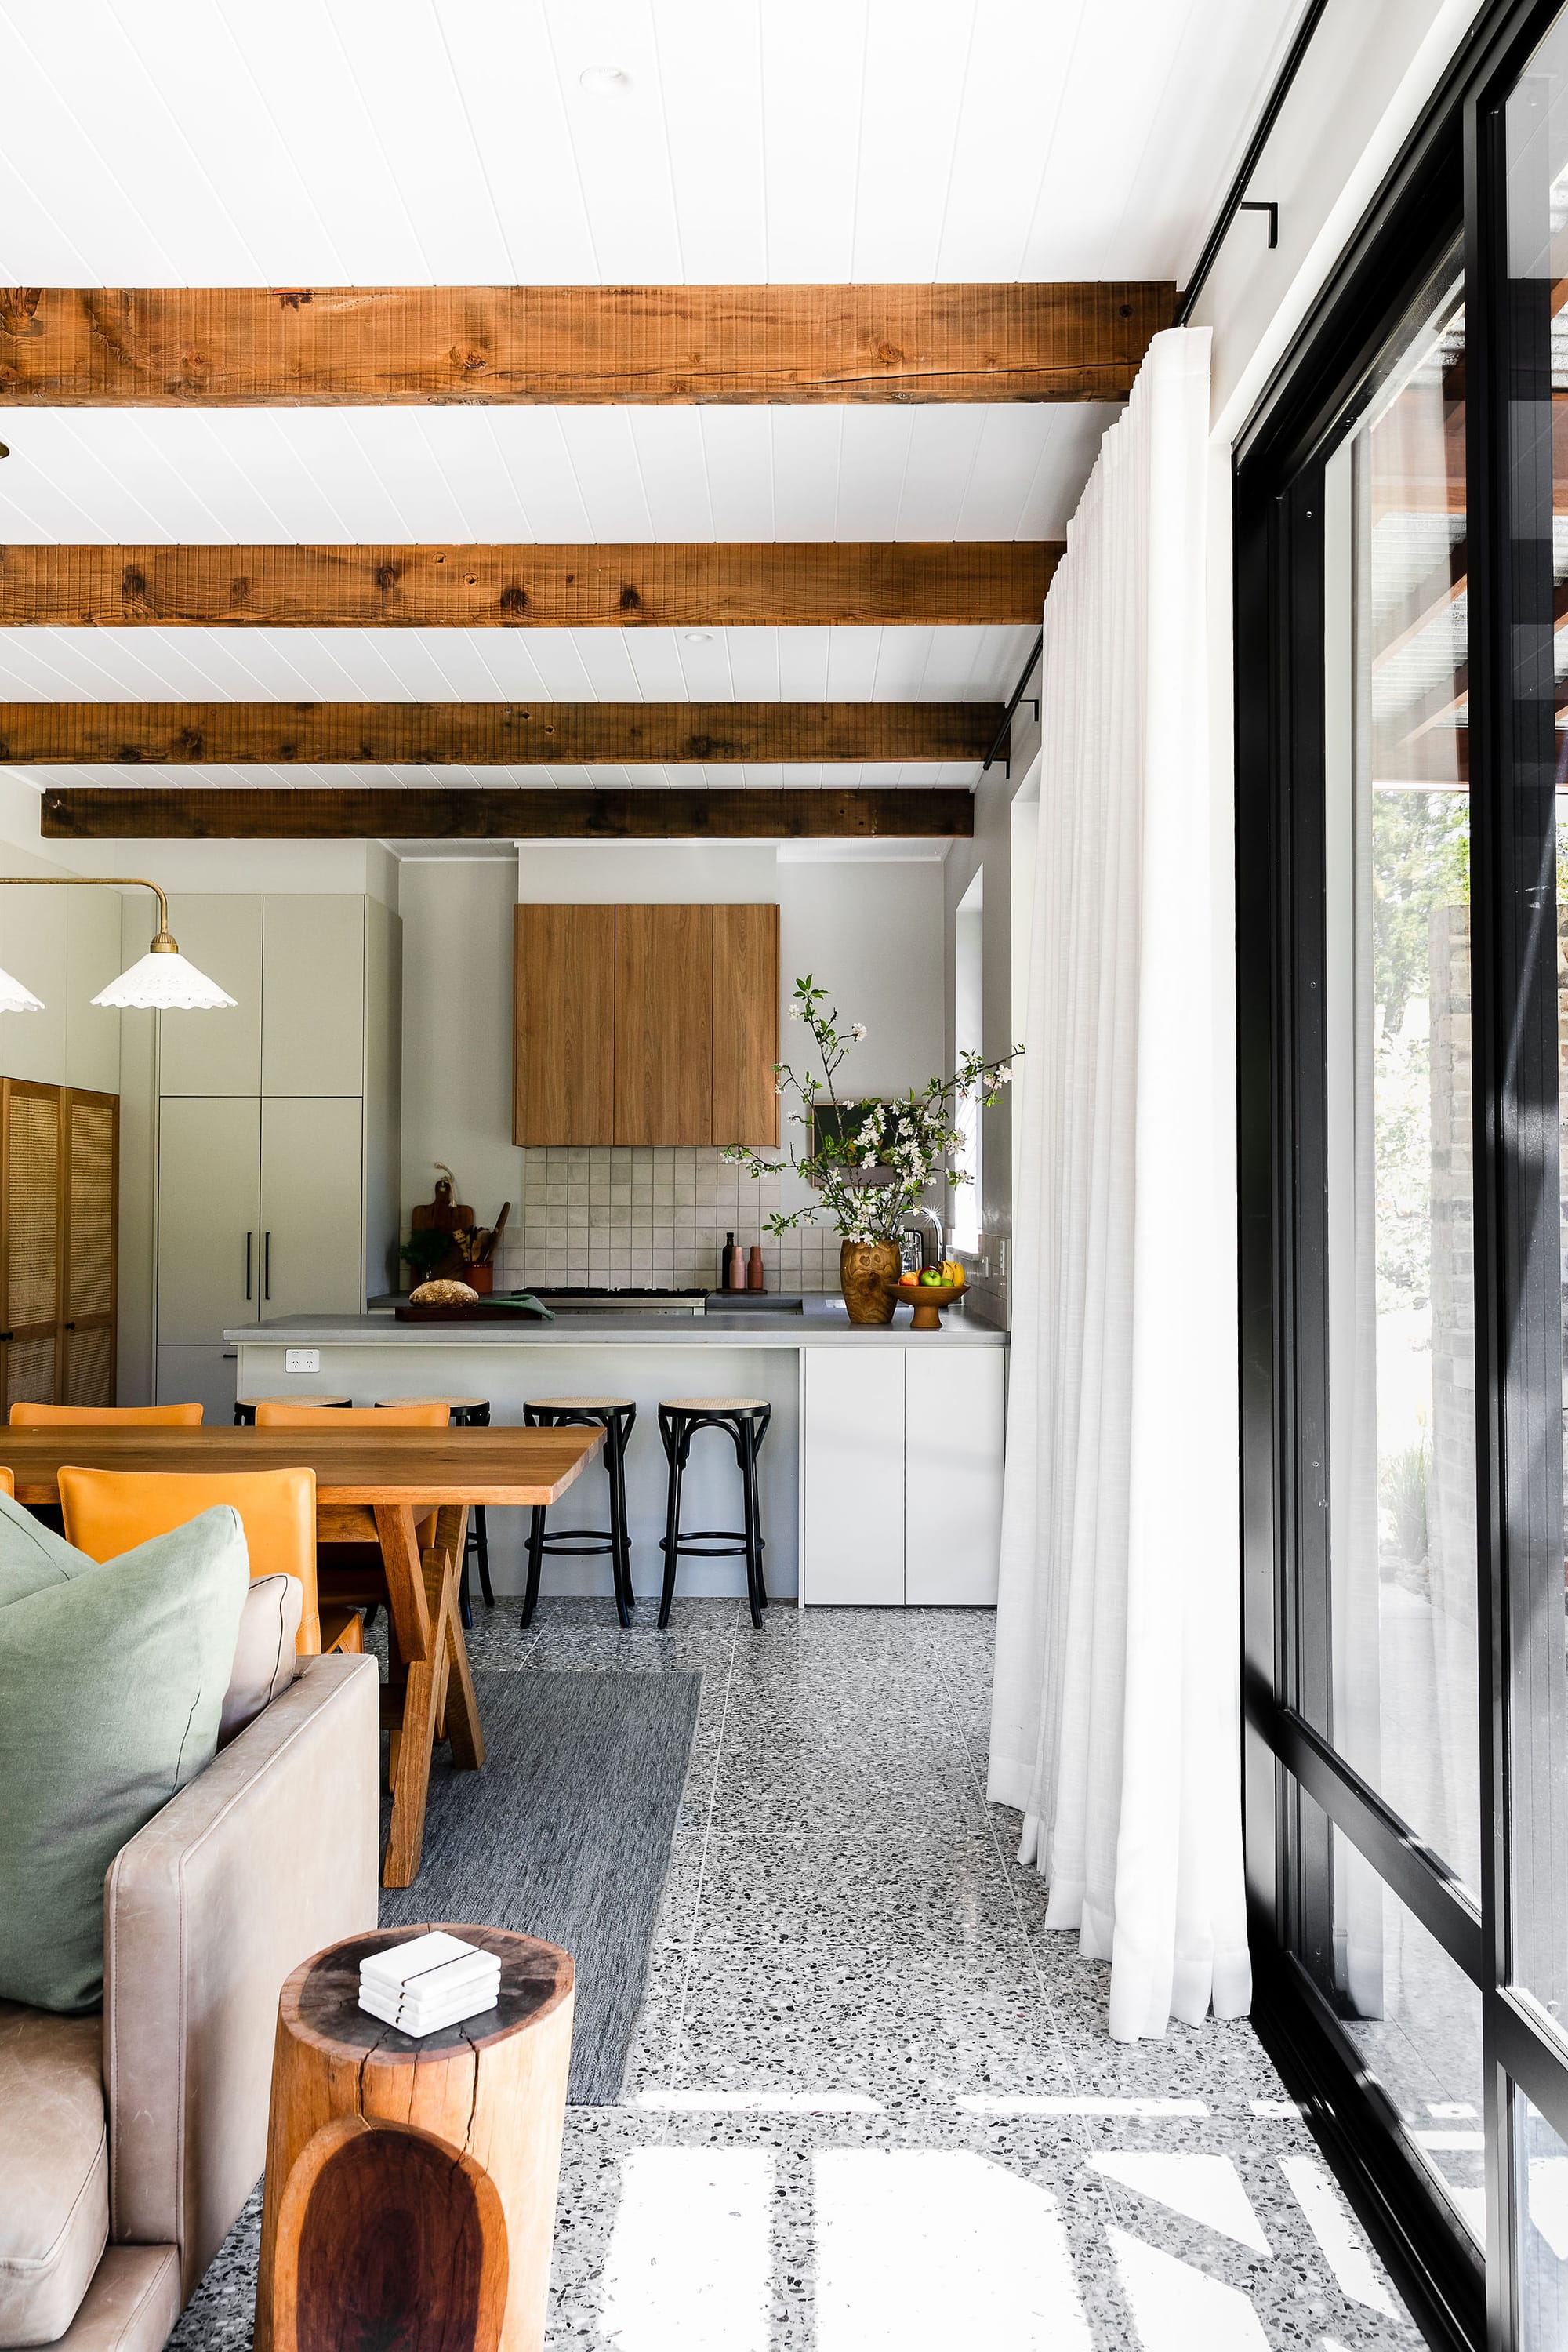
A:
[284,1348,321,1374]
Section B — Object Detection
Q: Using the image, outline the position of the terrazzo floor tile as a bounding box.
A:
[169,1602,1422,2350]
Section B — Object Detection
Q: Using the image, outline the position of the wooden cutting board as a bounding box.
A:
[411,1188,474,1235]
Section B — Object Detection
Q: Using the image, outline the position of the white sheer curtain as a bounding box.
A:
[988,326,1251,2041]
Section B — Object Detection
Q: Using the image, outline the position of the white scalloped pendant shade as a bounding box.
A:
[0,962,45,1013]
[92,951,238,1011]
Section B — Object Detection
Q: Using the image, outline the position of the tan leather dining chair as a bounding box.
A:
[251,1403,454,1661]
[10,1401,205,1425]
[56,1465,361,1657]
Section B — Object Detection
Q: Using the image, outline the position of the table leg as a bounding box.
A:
[430,1507,485,1773]
[375,1504,439,1887]
[383,1651,437,1889]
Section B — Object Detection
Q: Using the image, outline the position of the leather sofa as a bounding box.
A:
[0,1652,379,2352]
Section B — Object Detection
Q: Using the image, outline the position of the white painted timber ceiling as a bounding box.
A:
[0,406,1113,545]
[0,0,1304,800]
[0,622,1033,705]
[2,0,1300,286]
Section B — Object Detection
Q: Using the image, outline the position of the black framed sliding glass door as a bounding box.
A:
[1237,4,1568,2346]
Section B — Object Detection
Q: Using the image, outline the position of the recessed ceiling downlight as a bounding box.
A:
[580,65,630,95]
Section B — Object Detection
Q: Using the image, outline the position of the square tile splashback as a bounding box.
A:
[495,1148,842,1293]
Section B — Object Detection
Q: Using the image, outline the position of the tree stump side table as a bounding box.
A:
[253,1925,575,2352]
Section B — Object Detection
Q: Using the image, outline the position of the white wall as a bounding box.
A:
[514,841,778,904]
[0,785,125,1094]
[400,857,521,1240]
[400,842,948,1248]
[945,698,1038,1319]
[775,851,944,1103]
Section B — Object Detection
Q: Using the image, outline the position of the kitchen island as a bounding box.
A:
[227,1295,1007,1607]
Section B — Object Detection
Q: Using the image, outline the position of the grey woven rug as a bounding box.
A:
[380,1668,701,2105]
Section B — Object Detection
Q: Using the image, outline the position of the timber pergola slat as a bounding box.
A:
[0,542,1062,629]
[0,702,999,767]
[39,786,975,841]
[0,283,1174,405]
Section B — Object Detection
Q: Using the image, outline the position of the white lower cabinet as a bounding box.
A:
[903,1349,1006,1606]
[800,1345,1006,1606]
[801,1348,906,1604]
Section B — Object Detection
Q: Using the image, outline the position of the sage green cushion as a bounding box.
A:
[0,1491,251,2013]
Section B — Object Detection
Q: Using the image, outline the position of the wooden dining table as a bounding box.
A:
[0,1423,602,1887]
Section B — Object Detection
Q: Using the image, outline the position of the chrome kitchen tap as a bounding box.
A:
[895,1207,946,1274]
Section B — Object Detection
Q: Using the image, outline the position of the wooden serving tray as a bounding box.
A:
[394,1300,552,1324]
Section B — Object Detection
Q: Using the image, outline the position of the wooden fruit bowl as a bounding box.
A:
[897,1279,963,1331]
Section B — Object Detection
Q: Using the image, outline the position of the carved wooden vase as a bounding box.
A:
[839,1239,902,1326]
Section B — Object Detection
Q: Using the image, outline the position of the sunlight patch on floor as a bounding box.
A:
[813,2150,1091,2352]
[600,2147,771,2352]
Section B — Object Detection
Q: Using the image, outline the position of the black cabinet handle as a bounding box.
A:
[245,1232,253,1301]
[264,1232,271,1301]
[64,1319,74,1331]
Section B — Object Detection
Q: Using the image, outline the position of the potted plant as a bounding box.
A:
[724,975,1019,1325]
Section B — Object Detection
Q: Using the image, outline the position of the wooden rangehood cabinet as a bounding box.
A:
[514,902,779,1148]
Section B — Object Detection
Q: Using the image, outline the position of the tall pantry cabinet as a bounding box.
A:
[150,895,401,1421]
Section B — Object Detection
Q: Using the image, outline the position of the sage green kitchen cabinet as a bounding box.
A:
[156,898,263,1096]
[155,1094,365,1358]
[158,894,369,1099]
[155,1097,262,1345]
[260,897,366,1096]
[155,1344,243,1425]
[259,1099,364,1320]
[142,893,401,1396]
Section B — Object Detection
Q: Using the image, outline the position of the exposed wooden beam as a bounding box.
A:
[39,786,975,841]
[0,283,1173,406]
[0,702,999,767]
[0,542,1062,630]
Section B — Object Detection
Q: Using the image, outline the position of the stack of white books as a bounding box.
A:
[358,1933,503,2037]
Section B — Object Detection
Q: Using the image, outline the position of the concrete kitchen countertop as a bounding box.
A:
[229,1293,1007,1348]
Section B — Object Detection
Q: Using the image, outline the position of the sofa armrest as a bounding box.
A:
[103,1652,379,2304]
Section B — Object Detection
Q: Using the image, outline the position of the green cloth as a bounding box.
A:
[0,1491,250,2012]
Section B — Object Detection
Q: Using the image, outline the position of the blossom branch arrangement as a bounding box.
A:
[722,974,1021,1244]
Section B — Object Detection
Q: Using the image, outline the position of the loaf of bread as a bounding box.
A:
[409,1278,479,1306]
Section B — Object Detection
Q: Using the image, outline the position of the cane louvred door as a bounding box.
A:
[63,1090,118,1406]
[0,1080,61,1413]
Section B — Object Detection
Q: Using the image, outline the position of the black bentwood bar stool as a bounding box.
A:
[521,1398,637,1628]
[656,1396,771,1630]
